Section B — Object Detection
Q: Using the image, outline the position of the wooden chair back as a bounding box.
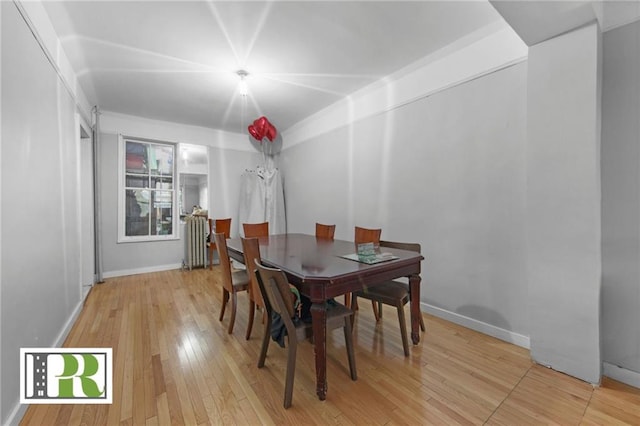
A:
[214,218,232,238]
[253,260,296,322]
[243,222,269,238]
[354,226,381,245]
[208,218,232,269]
[241,237,265,309]
[315,223,336,240]
[213,232,233,293]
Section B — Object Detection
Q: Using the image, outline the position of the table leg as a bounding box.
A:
[409,274,421,345]
[311,301,327,400]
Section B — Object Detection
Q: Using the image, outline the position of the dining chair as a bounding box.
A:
[346,226,383,310]
[253,259,357,408]
[352,240,426,357]
[243,221,269,238]
[354,226,382,247]
[241,237,267,340]
[207,218,232,270]
[213,232,250,334]
[315,223,336,240]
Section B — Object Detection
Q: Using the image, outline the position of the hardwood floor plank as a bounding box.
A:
[53,404,73,425]
[155,392,172,426]
[66,404,84,426]
[144,415,159,426]
[583,397,640,425]
[79,405,98,426]
[18,268,640,425]
[581,377,640,424]
[487,372,590,425]
[220,349,276,425]
[419,367,502,423]
[174,370,200,426]
[105,295,127,426]
[164,378,186,425]
[119,301,135,422]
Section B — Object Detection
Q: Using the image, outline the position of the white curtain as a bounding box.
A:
[238,167,286,236]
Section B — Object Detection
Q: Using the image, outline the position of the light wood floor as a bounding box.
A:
[21,267,640,425]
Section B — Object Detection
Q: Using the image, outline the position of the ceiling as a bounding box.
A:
[42,1,504,135]
[490,0,640,46]
[42,1,640,137]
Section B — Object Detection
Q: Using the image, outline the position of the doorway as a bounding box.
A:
[179,144,209,219]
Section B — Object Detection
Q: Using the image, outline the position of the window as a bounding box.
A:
[118,136,177,242]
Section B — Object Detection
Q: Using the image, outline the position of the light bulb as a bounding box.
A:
[236,69,249,96]
[238,79,248,96]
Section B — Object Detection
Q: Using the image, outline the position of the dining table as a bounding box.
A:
[226,233,424,401]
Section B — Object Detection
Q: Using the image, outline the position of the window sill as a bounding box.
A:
[117,235,180,244]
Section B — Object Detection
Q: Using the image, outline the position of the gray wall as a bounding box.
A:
[1,3,85,423]
[602,20,640,376]
[283,61,530,339]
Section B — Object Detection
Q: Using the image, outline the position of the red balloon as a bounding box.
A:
[248,116,277,142]
[265,123,277,142]
[253,116,268,137]
[248,124,262,141]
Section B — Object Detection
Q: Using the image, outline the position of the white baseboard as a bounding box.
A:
[603,362,640,388]
[102,263,183,279]
[5,403,27,426]
[53,298,85,347]
[422,302,531,349]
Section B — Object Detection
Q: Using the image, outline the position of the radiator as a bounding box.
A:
[184,216,207,270]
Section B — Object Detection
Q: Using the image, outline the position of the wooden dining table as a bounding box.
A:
[226,233,424,400]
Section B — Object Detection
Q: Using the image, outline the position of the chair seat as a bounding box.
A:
[291,301,355,330]
[286,301,354,342]
[355,280,409,306]
[353,278,425,357]
[325,301,356,321]
[231,270,250,290]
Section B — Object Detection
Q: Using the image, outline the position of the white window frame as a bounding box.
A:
[117,135,179,243]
